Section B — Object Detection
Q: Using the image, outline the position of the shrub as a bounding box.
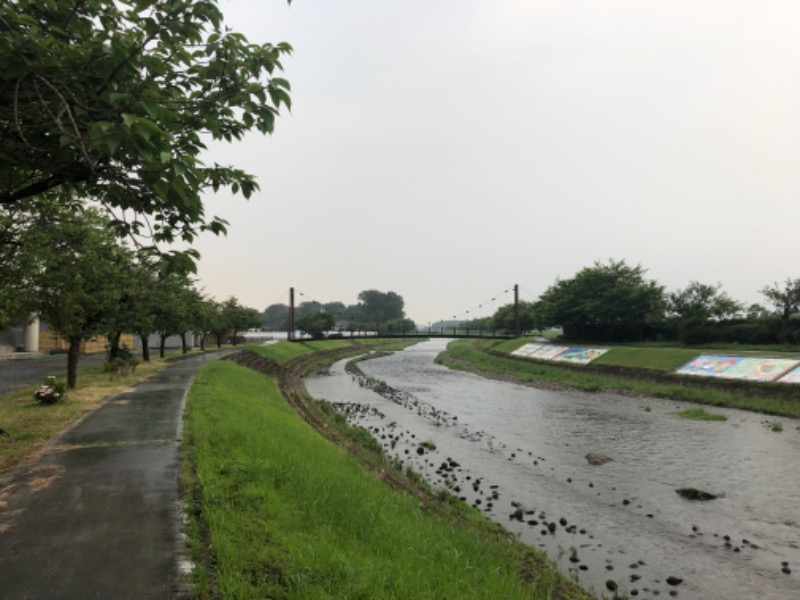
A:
[103,357,140,378]
[34,376,67,405]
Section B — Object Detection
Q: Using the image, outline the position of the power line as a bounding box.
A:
[432,285,515,325]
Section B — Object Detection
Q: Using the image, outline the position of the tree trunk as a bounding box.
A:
[139,333,151,362]
[159,333,167,358]
[67,336,81,389]
[180,332,188,354]
[200,333,206,351]
[108,330,122,359]
[232,329,239,346]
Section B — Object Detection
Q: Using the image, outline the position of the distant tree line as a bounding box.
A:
[463,259,800,345]
[1,205,262,388]
[263,290,415,338]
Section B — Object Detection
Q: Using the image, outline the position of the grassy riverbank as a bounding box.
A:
[183,343,588,599]
[248,337,414,366]
[440,339,800,418]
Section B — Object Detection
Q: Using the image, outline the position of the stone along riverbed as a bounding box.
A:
[305,340,800,600]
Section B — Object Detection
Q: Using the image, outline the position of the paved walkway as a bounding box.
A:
[0,351,231,599]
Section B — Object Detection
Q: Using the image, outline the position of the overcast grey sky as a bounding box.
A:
[193,0,800,324]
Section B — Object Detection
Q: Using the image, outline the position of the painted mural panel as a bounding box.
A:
[721,358,799,382]
[511,343,543,357]
[778,366,800,384]
[677,355,800,382]
[553,347,610,364]
[676,355,743,378]
[530,345,568,360]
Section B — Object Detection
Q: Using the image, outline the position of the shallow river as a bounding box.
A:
[305,340,799,599]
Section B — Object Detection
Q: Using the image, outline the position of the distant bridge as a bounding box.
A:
[320,330,517,341]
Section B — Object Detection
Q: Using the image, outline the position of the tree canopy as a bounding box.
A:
[220,297,262,345]
[537,259,665,341]
[761,278,800,325]
[30,208,133,386]
[356,290,405,325]
[668,281,742,322]
[296,312,335,339]
[0,0,292,266]
[263,290,412,333]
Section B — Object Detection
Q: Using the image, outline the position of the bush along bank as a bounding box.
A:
[438,339,800,419]
[183,342,590,600]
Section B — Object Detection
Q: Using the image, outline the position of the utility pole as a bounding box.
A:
[513,283,521,337]
[289,287,295,341]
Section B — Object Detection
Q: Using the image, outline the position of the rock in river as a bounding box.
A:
[676,488,718,501]
[585,453,614,466]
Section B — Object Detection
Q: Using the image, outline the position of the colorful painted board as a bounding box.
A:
[676,355,800,382]
[676,355,743,378]
[553,347,610,364]
[529,345,569,360]
[720,358,799,382]
[778,366,800,384]
[511,343,544,357]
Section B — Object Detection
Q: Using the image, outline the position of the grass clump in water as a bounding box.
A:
[674,408,728,421]
[772,421,783,432]
[184,360,586,600]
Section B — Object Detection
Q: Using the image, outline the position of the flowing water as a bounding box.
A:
[305,340,800,599]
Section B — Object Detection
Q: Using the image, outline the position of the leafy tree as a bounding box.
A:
[760,278,800,327]
[0,194,84,328]
[31,210,130,387]
[488,302,541,334]
[220,297,262,345]
[322,301,346,319]
[296,312,335,339]
[537,259,666,342]
[192,296,223,351]
[761,278,800,324]
[381,318,416,335]
[104,261,150,360]
[209,300,229,348]
[152,274,197,357]
[0,0,292,266]
[263,303,289,331]
[668,282,742,322]
[120,263,164,361]
[460,316,492,331]
[357,290,405,325]
[296,301,323,318]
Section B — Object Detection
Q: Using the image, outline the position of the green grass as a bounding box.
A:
[248,338,420,365]
[674,408,728,421]
[248,339,354,364]
[440,339,800,418]
[593,347,700,370]
[184,360,585,599]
